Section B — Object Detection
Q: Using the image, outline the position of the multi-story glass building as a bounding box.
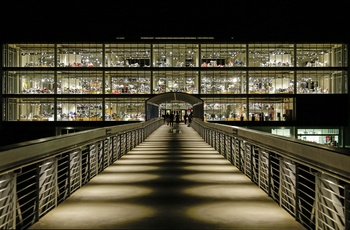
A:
[1,37,349,147]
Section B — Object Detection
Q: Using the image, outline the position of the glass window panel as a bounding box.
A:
[57,43,103,67]
[153,44,199,67]
[105,97,147,121]
[296,128,340,146]
[2,71,56,94]
[271,128,292,137]
[105,71,151,94]
[7,44,56,67]
[248,97,293,121]
[6,98,54,121]
[19,71,55,94]
[296,70,346,94]
[201,43,246,67]
[296,43,345,67]
[203,97,247,121]
[3,44,20,67]
[57,71,103,94]
[57,98,103,121]
[1,44,55,67]
[248,44,294,67]
[249,71,294,94]
[153,71,198,93]
[201,71,245,94]
[105,43,151,67]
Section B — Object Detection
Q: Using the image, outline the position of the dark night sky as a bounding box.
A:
[1,1,349,43]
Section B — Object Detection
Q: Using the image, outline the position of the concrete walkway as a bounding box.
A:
[30,123,306,229]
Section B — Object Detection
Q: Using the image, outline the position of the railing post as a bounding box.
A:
[345,184,350,229]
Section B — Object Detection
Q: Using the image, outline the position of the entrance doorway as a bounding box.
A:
[160,102,192,123]
[146,92,204,120]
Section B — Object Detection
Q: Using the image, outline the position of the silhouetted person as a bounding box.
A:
[165,112,170,125]
[187,112,193,127]
[175,112,180,125]
[184,113,188,124]
[169,111,175,126]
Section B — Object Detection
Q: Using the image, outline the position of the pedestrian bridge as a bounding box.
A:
[1,119,349,229]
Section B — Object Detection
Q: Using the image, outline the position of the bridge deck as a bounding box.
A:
[30,123,306,229]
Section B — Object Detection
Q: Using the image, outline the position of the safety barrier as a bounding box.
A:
[0,119,163,229]
[1,117,349,229]
[191,119,350,230]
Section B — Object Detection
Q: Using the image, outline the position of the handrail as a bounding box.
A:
[0,119,161,174]
[194,119,350,182]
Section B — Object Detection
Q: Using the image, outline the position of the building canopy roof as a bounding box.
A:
[146,92,203,106]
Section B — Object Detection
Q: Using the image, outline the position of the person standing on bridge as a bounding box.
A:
[184,113,188,124]
[175,111,180,126]
[187,111,193,127]
[165,112,170,125]
[169,111,175,127]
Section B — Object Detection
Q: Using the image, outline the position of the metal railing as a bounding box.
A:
[0,118,163,229]
[1,117,350,229]
[191,119,350,230]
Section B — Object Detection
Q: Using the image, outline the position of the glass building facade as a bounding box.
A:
[1,38,349,147]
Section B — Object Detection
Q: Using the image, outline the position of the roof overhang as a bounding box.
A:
[146,92,203,106]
